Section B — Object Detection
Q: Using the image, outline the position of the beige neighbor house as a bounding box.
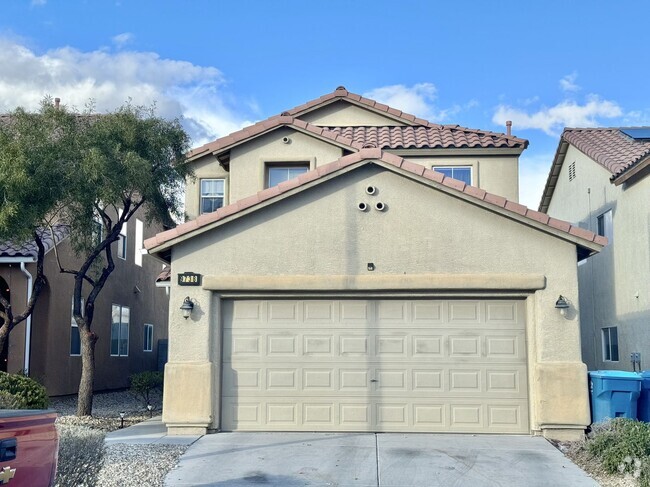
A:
[0,215,170,396]
[540,127,650,372]
[145,87,606,440]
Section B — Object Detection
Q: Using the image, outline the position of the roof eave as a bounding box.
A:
[538,137,569,213]
[611,156,650,186]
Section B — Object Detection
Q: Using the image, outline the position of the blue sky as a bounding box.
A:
[1,0,648,207]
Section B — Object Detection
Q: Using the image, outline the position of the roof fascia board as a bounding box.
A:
[538,139,569,213]
[612,156,650,185]
[0,256,37,263]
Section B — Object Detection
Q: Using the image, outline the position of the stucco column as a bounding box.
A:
[163,284,215,435]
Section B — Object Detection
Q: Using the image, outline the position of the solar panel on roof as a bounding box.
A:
[621,128,650,140]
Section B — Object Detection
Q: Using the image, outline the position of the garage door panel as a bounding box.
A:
[221,299,529,433]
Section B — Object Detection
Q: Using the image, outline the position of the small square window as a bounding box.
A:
[143,324,154,352]
[602,327,619,362]
[597,209,613,243]
[432,166,472,185]
[201,179,225,214]
[267,164,309,188]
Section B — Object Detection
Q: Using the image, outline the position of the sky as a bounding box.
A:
[1,0,648,208]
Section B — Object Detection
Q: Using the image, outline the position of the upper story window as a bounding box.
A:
[117,209,127,260]
[70,297,84,356]
[200,179,225,214]
[597,209,613,243]
[111,304,130,357]
[433,166,472,185]
[134,219,143,267]
[267,164,309,188]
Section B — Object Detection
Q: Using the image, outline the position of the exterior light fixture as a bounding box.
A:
[180,296,194,319]
[147,404,153,418]
[119,411,126,429]
[555,295,570,316]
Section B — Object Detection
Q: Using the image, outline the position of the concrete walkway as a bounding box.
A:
[163,432,599,487]
[104,416,201,446]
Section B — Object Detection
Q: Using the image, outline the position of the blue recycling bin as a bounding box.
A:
[589,370,641,423]
[637,371,650,422]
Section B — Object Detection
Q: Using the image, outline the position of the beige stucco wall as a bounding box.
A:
[403,155,520,202]
[163,163,589,438]
[547,146,650,371]
[299,101,406,126]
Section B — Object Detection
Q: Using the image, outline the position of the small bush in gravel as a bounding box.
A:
[586,418,650,485]
[129,371,163,407]
[55,423,106,487]
[0,371,49,409]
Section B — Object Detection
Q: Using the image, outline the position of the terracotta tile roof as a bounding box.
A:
[285,87,528,149]
[156,266,171,282]
[187,86,528,161]
[325,125,526,150]
[146,149,605,254]
[0,225,69,260]
[187,116,364,161]
[563,127,650,177]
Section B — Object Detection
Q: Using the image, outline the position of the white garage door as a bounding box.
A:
[221,299,529,433]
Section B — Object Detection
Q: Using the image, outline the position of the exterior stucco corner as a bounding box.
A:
[163,361,214,435]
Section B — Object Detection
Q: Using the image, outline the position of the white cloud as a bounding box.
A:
[112,32,134,48]
[559,72,580,93]
[518,152,555,210]
[0,38,253,146]
[362,83,473,122]
[492,95,622,135]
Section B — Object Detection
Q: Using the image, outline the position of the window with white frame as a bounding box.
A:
[602,327,619,362]
[143,324,154,352]
[135,219,143,267]
[110,304,130,357]
[266,164,309,188]
[597,209,613,243]
[70,297,84,356]
[432,165,472,185]
[117,209,127,260]
[200,179,225,214]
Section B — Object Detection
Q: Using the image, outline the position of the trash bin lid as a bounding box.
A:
[590,370,642,380]
[640,370,650,379]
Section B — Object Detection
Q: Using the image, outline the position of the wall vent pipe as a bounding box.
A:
[506,120,512,136]
[357,202,368,212]
[366,185,376,195]
[375,202,386,211]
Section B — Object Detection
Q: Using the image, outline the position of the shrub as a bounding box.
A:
[587,418,650,485]
[54,423,105,487]
[0,371,49,409]
[0,390,20,409]
[129,371,163,407]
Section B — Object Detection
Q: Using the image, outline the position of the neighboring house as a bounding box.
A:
[145,86,605,441]
[0,215,170,396]
[540,127,650,371]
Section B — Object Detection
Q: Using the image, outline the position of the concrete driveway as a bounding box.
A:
[164,432,598,487]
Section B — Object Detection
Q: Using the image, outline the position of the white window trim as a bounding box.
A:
[597,209,613,244]
[432,165,473,185]
[110,304,130,357]
[200,178,226,215]
[143,323,154,352]
[602,326,619,362]
[135,219,143,267]
[265,162,310,188]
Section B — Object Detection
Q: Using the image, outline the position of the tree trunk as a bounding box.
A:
[0,325,8,372]
[76,329,98,416]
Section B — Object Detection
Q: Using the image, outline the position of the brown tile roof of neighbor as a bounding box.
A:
[145,149,606,255]
[325,125,526,150]
[0,225,69,260]
[156,266,171,282]
[187,116,364,161]
[539,126,650,212]
[563,127,650,177]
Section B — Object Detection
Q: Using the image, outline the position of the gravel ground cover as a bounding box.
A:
[51,390,186,487]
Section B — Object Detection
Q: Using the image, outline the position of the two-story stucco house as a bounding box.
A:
[540,127,650,371]
[145,87,606,440]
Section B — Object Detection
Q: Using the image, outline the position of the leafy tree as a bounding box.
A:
[0,99,190,415]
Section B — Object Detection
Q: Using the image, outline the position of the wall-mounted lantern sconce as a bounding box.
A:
[180,296,194,319]
[555,295,570,316]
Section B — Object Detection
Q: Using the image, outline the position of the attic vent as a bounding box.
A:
[568,161,576,181]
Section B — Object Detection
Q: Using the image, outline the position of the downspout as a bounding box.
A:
[19,262,32,376]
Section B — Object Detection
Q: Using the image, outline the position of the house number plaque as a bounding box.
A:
[178,272,202,286]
